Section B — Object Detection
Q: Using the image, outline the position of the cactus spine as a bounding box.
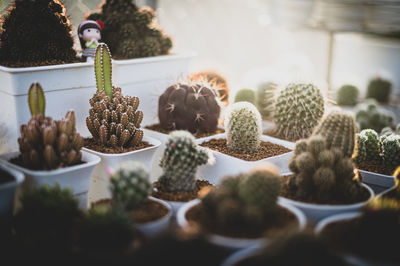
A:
[274,83,325,141]
[225,102,262,152]
[110,161,151,210]
[312,110,357,158]
[86,43,144,148]
[158,130,209,192]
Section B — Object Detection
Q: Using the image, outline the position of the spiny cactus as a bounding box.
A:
[158,130,209,192]
[336,84,359,106]
[86,43,144,148]
[380,134,400,167]
[274,83,325,141]
[224,102,262,152]
[190,71,230,104]
[158,82,221,134]
[312,110,357,158]
[257,82,277,119]
[18,83,83,170]
[287,135,364,203]
[234,88,256,104]
[354,129,381,163]
[355,99,394,132]
[366,77,392,104]
[110,161,151,210]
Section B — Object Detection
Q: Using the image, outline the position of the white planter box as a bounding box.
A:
[196,133,295,185]
[359,169,395,193]
[0,52,195,152]
[177,198,306,251]
[0,151,100,209]
[0,162,24,218]
[280,183,374,225]
[84,136,161,204]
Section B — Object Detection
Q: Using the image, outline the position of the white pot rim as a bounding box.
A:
[113,51,197,65]
[135,196,173,226]
[0,162,24,190]
[314,212,361,235]
[280,183,374,211]
[0,61,93,73]
[82,135,161,158]
[0,150,101,176]
[358,169,394,178]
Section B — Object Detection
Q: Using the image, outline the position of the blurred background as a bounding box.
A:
[0,0,399,117]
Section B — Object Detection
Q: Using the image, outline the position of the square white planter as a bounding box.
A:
[0,151,100,209]
[0,52,195,152]
[0,162,24,218]
[196,133,295,185]
[83,136,161,205]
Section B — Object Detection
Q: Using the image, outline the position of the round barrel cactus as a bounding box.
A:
[336,84,359,106]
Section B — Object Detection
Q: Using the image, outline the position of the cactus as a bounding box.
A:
[190,71,230,104]
[257,82,277,119]
[87,0,172,59]
[224,102,262,152]
[110,161,151,210]
[287,135,364,203]
[158,130,209,192]
[274,83,325,141]
[381,127,394,137]
[234,88,256,104]
[158,82,221,134]
[18,83,83,170]
[0,0,77,67]
[366,77,392,104]
[380,134,400,167]
[355,99,394,132]
[336,84,359,106]
[354,129,381,163]
[86,44,144,148]
[312,110,357,158]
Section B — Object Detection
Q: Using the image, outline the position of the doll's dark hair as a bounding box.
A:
[78,20,102,50]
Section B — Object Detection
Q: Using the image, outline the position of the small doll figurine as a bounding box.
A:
[78,20,104,61]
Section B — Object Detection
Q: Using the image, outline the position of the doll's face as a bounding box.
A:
[82,28,101,41]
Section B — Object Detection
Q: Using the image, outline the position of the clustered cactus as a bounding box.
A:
[312,110,357,158]
[224,102,262,152]
[87,0,172,59]
[287,135,364,203]
[202,166,281,230]
[158,82,221,134]
[355,99,394,132]
[86,44,144,148]
[274,83,325,141]
[18,83,83,170]
[336,84,359,106]
[158,131,209,192]
[257,82,277,119]
[110,161,151,210]
[366,77,392,104]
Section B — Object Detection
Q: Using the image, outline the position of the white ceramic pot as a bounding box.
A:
[84,136,161,204]
[135,196,172,239]
[220,245,265,266]
[359,169,395,194]
[0,162,24,218]
[196,133,294,185]
[280,183,374,225]
[0,151,100,209]
[177,198,307,251]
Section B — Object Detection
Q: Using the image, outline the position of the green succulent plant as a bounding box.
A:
[336,84,359,106]
[354,129,381,163]
[380,134,400,167]
[366,77,392,104]
[257,82,277,119]
[355,99,394,132]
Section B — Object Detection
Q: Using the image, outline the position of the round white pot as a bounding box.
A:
[280,183,374,225]
[135,196,172,239]
[196,133,295,185]
[177,197,306,251]
[0,162,24,218]
[359,169,395,193]
[84,136,161,204]
[0,151,100,209]
[220,245,264,266]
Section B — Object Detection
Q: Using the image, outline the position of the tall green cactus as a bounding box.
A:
[225,102,262,152]
[95,43,113,99]
[28,83,46,117]
[274,83,325,141]
[312,110,357,158]
[158,130,209,192]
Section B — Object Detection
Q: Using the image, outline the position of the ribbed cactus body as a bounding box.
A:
[274,83,325,141]
[158,131,209,192]
[158,83,221,134]
[257,82,276,119]
[313,110,357,158]
[336,85,359,106]
[225,102,262,152]
[380,134,400,167]
[355,129,381,163]
[110,161,151,210]
[367,77,392,104]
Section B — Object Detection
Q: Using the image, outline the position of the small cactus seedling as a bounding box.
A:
[366,77,392,104]
[18,83,83,170]
[336,84,359,106]
[354,129,381,163]
[110,161,152,210]
[312,110,357,158]
[274,83,325,141]
[158,130,209,192]
[86,43,144,148]
[234,88,256,104]
[224,102,262,152]
[380,134,400,167]
[158,82,221,134]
